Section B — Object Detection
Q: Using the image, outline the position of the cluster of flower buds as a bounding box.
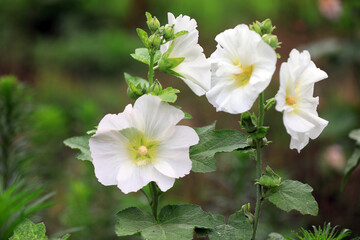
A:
[144,12,177,50]
[250,19,281,50]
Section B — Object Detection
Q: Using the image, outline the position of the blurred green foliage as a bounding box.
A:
[0,0,359,239]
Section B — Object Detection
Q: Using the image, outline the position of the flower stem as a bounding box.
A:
[149,182,159,222]
[252,92,265,240]
[148,50,155,87]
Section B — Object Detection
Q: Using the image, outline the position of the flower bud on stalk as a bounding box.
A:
[163,25,175,41]
[147,17,160,32]
[149,34,161,49]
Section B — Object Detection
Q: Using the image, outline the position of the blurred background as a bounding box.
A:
[0,0,359,239]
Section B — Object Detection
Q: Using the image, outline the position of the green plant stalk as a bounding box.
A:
[149,182,159,222]
[252,92,264,240]
[148,50,155,87]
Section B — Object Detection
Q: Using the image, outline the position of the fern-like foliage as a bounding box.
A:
[286,223,359,240]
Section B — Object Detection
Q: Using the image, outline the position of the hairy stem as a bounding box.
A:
[252,92,264,240]
[148,50,155,87]
[149,182,159,222]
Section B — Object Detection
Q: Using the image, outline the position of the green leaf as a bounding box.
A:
[206,212,252,240]
[151,87,180,103]
[342,148,360,188]
[349,129,360,145]
[267,180,318,216]
[10,219,69,240]
[267,232,287,240]
[130,48,162,65]
[10,219,48,240]
[115,204,214,240]
[190,122,248,173]
[136,28,149,47]
[174,106,192,119]
[63,135,92,162]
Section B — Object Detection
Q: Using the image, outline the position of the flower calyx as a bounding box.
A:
[240,203,254,225]
[256,166,282,189]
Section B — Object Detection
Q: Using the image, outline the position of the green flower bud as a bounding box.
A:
[262,34,279,49]
[150,80,162,94]
[240,112,257,133]
[240,203,254,224]
[127,83,147,100]
[149,34,161,49]
[262,19,274,34]
[164,25,175,40]
[147,17,160,32]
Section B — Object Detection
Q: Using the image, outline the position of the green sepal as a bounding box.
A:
[136,28,149,48]
[159,56,185,76]
[256,166,282,188]
[199,211,253,240]
[63,135,92,162]
[265,98,276,111]
[150,87,180,103]
[190,122,248,173]
[249,126,269,139]
[115,204,214,240]
[130,48,161,65]
[266,180,318,216]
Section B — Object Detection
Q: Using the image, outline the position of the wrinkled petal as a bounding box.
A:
[206,24,276,114]
[160,13,211,96]
[275,49,328,152]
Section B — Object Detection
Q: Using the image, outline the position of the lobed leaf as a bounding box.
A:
[267,180,318,216]
[205,212,252,240]
[190,122,248,173]
[63,135,92,162]
[115,204,214,240]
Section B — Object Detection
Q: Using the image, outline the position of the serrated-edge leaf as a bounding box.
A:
[136,28,149,47]
[190,122,248,173]
[115,204,214,240]
[130,48,151,65]
[267,180,318,216]
[63,135,92,162]
[151,87,180,103]
[9,219,48,240]
[207,211,252,240]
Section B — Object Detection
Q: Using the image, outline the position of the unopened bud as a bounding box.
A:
[240,112,257,133]
[262,19,274,34]
[150,80,162,94]
[262,34,279,49]
[147,17,160,32]
[149,34,161,49]
[164,25,175,40]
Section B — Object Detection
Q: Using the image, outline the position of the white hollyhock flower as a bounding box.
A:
[160,12,211,96]
[89,94,199,194]
[206,24,277,114]
[275,49,328,152]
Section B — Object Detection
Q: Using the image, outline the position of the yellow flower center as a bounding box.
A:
[286,96,296,106]
[233,65,254,87]
[121,127,158,166]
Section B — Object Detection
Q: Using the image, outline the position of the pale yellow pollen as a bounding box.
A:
[286,96,296,106]
[138,145,148,156]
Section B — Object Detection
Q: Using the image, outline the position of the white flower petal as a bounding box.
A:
[89,130,130,186]
[154,147,192,178]
[89,94,197,193]
[206,24,277,114]
[275,49,328,152]
[134,95,184,140]
[160,13,211,96]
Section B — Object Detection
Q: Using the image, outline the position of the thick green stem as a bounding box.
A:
[252,92,265,240]
[148,50,155,87]
[149,182,159,221]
